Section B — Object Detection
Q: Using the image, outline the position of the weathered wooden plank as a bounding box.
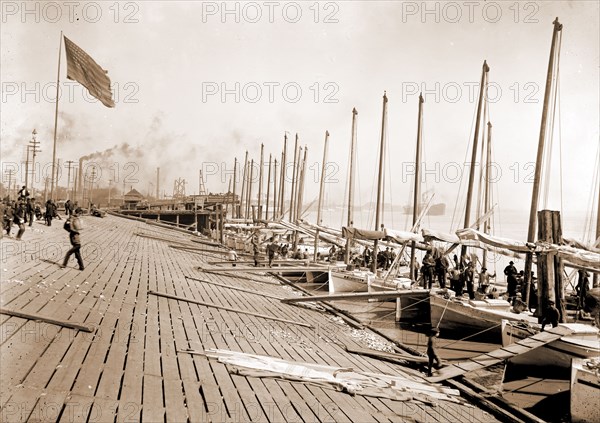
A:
[186,275,285,300]
[149,290,313,327]
[0,307,93,332]
[141,374,165,422]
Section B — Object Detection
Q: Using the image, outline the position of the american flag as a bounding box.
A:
[64,36,115,108]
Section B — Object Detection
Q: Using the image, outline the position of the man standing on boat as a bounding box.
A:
[422,251,435,289]
[464,262,475,299]
[503,261,518,299]
[435,255,449,289]
[478,267,496,294]
[576,270,590,311]
[449,267,461,293]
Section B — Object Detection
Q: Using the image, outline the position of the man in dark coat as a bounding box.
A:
[45,200,55,226]
[4,201,14,236]
[25,198,34,226]
[422,251,436,289]
[17,185,30,200]
[503,261,518,299]
[13,199,26,240]
[435,255,449,289]
[464,262,475,299]
[64,199,72,217]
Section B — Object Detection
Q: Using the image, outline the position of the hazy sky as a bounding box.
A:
[2,1,599,227]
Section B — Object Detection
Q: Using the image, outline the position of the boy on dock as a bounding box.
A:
[427,328,442,377]
[227,249,238,266]
[267,238,279,267]
[62,208,84,271]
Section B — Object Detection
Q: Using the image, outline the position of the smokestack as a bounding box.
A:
[78,158,84,203]
[156,167,160,199]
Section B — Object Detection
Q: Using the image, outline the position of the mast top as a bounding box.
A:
[553,17,563,30]
[483,60,490,72]
[383,91,388,102]
[419,93,424,103]
[352,107,357,115]
[325,130,329,136]
[487,121,492,128]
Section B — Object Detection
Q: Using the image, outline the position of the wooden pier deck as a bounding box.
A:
[1,215,500,422]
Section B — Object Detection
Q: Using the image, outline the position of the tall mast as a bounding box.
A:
[292,145,304,250]
[239,151,248,219]
[594,173,600,287]
[372,92,388,273]
[482,121,492,269]
[257,144,264,220]
[265,154,272,221]
[524,18,563,304]
[247,159,254,220]
[460,60,489,267]
[296,146,308,222]
[345,109,358,264]
[232,158,237,218]
[279,134,287,218]
[314,131,330,261]
[410,94,424,280]
[288,134,299,221]
[272,159,278,222]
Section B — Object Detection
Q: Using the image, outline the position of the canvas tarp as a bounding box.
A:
[342,227,385,241]
[202,348,461,404]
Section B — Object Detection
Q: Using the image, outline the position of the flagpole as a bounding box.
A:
[50,31,63,201]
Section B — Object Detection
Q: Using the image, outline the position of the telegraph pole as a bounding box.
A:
[5,169,16,200]
[28,129,40,193]
[65,160,75,200]
[89,166,96,208]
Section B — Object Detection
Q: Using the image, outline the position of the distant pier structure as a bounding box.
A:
[119,188,238,235]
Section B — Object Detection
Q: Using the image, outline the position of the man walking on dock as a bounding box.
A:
[426,328,442,377]
[62,208,84,271]
[13,199,26,240]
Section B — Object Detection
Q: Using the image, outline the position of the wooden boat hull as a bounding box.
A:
[429,294,534,343]
[368,279,430,323]
[279,270,329,285]
[571,358,600,423]
[328,269,373,294]
[502,320,600,378]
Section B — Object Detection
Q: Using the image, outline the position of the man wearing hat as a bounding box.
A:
[478,266,496,294]
[503,260,518,299]
[541,299,560,331]
[62,208,84,270]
